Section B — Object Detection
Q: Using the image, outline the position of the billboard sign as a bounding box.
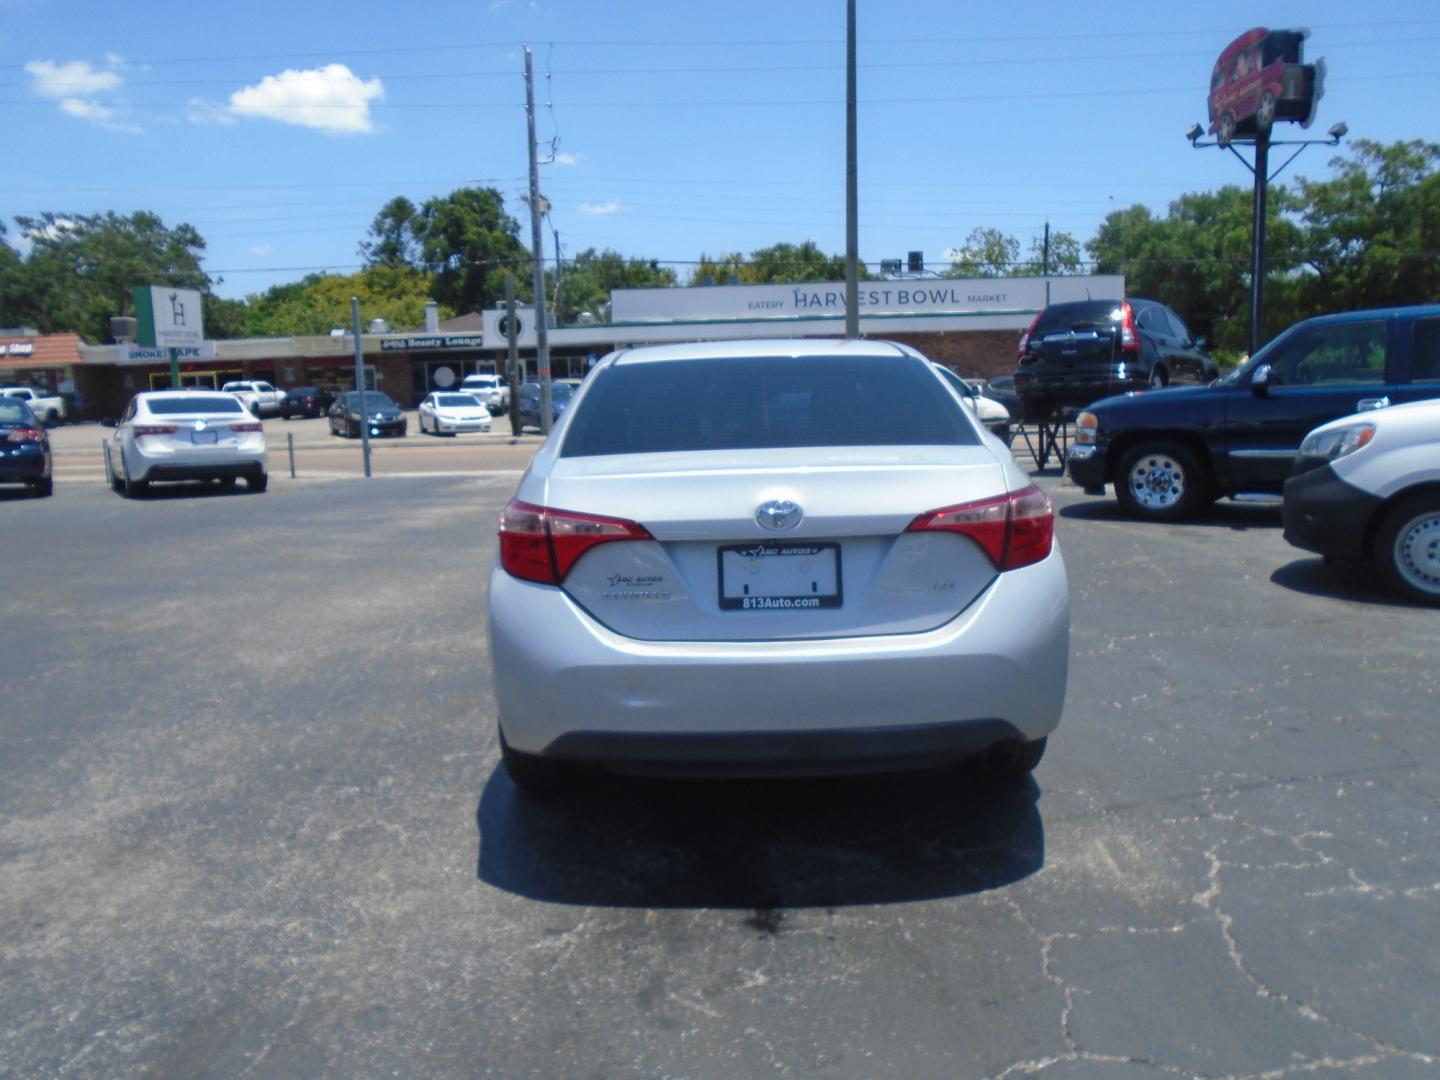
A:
[1207,27,1323,145]
[133,285,205,349]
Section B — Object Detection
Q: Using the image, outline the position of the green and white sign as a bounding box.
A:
[133,286,205,349]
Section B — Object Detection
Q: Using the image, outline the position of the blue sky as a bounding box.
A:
[3,0,1437,303]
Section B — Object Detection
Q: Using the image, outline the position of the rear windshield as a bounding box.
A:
[561,354,977,457]
[0,400,34,423]
[147,396,245,415]
[1033,301,1126,336]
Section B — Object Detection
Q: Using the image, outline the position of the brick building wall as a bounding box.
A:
[881,330,1018,379]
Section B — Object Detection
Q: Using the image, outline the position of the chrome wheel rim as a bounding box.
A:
[1128,453,1186,510]
[1256,93,1276,129]
[1394,511,1440,596]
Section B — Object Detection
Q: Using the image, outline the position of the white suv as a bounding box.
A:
[1283,398,1440,604]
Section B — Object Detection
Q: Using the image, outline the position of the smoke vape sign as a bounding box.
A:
[133,285,205,348]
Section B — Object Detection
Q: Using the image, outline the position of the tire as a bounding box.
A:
[500,729,574,792]
[1256,90,1277,133]
[122,459,148,499]
[1114,440,1208,521]
[219,476,238,488]
[982,737,1047,782]
[247,472,268,493]
[1148,367,1169,389]
[32,476,53,497]
[1217,112,1236,146]
[1373,493,1440,605]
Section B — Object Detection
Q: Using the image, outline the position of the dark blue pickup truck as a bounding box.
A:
[1067,305,1440,519]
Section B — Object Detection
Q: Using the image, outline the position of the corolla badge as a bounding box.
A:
[755,499,803,531]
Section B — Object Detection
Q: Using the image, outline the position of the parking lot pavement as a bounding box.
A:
[1,476,1437,1077]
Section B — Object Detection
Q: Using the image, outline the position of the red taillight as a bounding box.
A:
[907,485,1054,571]
[5,427,45,443]
[1117,302,1139,354]
[499,499,653,585]
[133,425,177,438]
[229,422,263,433]
[1017,312,1042,359]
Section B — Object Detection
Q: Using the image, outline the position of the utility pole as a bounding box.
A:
[523,45,552,435]
[505,273,521,437]
[844,0,859,339]
[350,297,371,478]
[1248,132,1271,357]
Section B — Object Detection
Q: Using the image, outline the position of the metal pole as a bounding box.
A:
[168,346,180,390]
[524,46,552,435]
[351,297,371,478]
[843,0,860,339]
[287,431,295,478]
[505,273,522,438]
[1043,221,1050,277]
[1249,132,1270,357]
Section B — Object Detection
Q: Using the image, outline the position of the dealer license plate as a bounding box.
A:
[717,541,842,611]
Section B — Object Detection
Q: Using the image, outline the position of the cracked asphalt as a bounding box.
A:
[1,473,1436,1078]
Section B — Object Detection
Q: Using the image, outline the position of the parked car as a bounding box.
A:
[0,397,52,496]
[106,391,267,496]
[1,385,67,426]
[221,380,285,417]
[1014,298,1217,422]
[488,339,1069,790]
[328,391,406,438]
[418,391,493,436]
[459,373,509,414]
[932,364,1011,442]
[1068,304,1440,520]
[1283,398,1440,605]
[517,379,582,431]
[278,385,335,419]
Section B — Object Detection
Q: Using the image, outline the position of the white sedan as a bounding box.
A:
[418,392,494,436]
[106,391,267,497]
[489,339,1069,791]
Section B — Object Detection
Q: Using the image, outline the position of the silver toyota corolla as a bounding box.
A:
[487,339,1069,789]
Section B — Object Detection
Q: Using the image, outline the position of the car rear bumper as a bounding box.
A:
[488,551,1069,773]
[0,445,50,481]
[130,445,267,483]
[1282,460,1383,561]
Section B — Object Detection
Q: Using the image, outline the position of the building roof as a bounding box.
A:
[0,333,85,370]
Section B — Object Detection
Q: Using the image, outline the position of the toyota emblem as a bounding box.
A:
[756,499,802,531]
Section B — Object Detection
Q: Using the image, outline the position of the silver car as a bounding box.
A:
[487,340,1069,789]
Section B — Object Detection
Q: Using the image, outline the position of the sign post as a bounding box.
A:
[351,297,372,478]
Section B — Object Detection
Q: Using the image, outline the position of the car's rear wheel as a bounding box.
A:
[1374,493,1440,605]
[1256,90,1277,133]
[247,472,268,493]
[122,461,147,499]
[31,476,53,497]
[1148,366,1169,389]
[982,737,1047,782]
[500,729,574,792]
[1115,440,1208,520]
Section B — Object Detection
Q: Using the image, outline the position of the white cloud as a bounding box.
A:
[25,59,122,98]
[552,151,584,166]
[228,64,384,135]
[579,201,621,216]
[58,97,142,134]
[185,98,237,126]
[248,244,272,256]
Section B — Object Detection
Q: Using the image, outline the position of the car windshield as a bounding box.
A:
[561,354,977,458]
[348,393,396,409]
[146,396,245,415]
[552,383,575,401]
[436,394,480,406]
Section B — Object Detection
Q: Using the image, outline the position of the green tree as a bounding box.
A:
[0,223,24,328]
[360,196,422,268]
[553,248,676,323]
[242,265,451,337]
[8,211,211,342]
[1294,139,1440,316]
[691,241,847,285]
[414,188,529,314]
[944,227,1021,278]
[1018,229,1084,275]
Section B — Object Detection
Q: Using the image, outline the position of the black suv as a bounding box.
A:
[1013,298,1217,421]
[1067,304,1440,519]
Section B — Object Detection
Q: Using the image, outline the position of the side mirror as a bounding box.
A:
[1194,336,1209,350]
[1250,363,1271,396]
